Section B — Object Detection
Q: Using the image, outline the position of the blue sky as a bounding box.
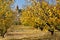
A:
[11,0,56,10]
[14,0,26,9]
[46,0,56,5]
[11,0,26,9]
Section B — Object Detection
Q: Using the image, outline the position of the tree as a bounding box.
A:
[20,0,60,35]
[14,6,22,25]
[0,0,15,37]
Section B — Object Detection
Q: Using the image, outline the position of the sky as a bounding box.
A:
[46,0,56,5]
[11,0,56,10]
[11,0,26,10]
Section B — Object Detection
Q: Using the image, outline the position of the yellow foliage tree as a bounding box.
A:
[20,0,60,35]
[0,0,14,37]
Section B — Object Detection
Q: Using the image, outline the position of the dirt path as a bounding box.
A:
[4,25,48,40]
[1,25,60,40]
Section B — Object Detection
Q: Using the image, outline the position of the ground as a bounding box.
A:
[0,25,60,40]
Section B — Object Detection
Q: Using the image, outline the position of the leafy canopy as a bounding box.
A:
[20,0,60,31]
